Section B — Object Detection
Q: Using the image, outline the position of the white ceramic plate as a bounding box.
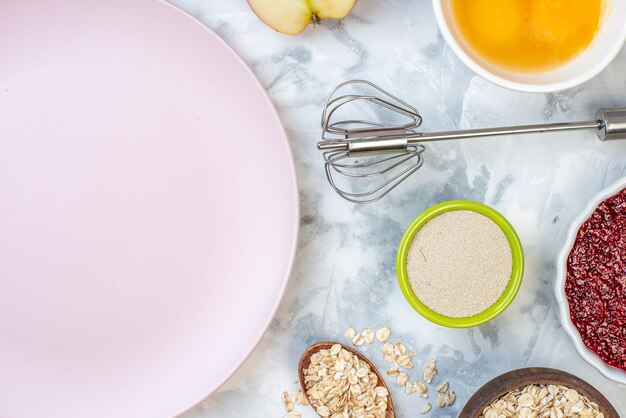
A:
[555,177,626,384]
[0,1,299,417]
[432,0,626,92]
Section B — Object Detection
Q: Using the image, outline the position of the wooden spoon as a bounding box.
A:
[298,341,395,418]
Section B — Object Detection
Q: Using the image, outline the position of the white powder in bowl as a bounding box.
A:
[406,210,513,318]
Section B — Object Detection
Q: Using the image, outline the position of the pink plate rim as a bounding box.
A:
[159,2,301,412]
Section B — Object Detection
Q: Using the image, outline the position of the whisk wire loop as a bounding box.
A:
[319,80,426,203]
[324,146,425,204]
[321,80,422,140]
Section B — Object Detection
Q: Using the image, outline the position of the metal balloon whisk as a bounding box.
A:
[317,80,626,204]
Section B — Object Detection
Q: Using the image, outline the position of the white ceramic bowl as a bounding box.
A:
[555,177,626,384]
[432,0,626,92]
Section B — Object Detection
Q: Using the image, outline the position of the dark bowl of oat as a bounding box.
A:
[460,368,618,418]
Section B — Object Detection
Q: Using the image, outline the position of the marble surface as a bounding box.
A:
[169,1,626,416]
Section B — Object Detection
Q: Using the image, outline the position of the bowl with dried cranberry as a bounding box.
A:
[556,177,626,384]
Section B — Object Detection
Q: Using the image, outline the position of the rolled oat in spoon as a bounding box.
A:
[298,342,395,418]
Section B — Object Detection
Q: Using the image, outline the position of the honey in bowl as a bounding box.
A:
[450,0,604,72]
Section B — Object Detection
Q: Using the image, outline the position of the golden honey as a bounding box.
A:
[450,0,604,72]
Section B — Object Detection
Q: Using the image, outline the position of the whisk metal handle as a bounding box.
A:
[405,120,601,143]
[596,108,626,141]
[317,107,626,153]
[318,136,409,153]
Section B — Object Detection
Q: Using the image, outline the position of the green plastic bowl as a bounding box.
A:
[396,200,524,328]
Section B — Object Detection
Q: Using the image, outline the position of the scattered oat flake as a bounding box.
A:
[423,358,437,383]
[287,411,301,418]
[382,342,393,354]
[352,334,365,346]
[446,391,456,406]
[437,393,447,408]
[421,402,432,414]
[415,380,428,395]
[345,327,356,339]
[436,381,448,393]
[397,372,409,386]
[387,367,399,377]
[375,327,391,342]
[383,351,396,363]
[292,389,308,406]
[405,381,415,394]
[394,342,407,355]
[397,354,412,368]
[362,328,375,344]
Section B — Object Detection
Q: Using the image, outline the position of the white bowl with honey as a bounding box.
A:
[433,0,626,92]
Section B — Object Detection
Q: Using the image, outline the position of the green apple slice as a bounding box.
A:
[248,0,357,35]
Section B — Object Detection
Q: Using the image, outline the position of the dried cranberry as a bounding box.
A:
[566,188,626,372]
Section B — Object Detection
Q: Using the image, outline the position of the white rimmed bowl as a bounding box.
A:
[432,0,626,92]
[555,176,626,384]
